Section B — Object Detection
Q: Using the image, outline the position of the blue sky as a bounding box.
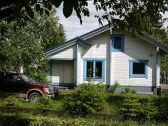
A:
[57,3,168,40]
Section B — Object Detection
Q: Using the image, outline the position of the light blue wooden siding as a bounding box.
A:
[78,30,157,88]
[110,32,157,87]
[49,46,75,59]
[47,30,159,89]
[78,31,109,84]
[82,32,108,59]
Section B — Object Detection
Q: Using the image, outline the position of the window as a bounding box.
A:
[111,35,124,52]
[95,61,102,78]
[84,59,105,80]
[129,60,148,78]
[114,37,122,49]
[86,61,93,78]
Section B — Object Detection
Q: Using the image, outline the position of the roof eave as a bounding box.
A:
[134,31,168,53]
[45,24,111,56]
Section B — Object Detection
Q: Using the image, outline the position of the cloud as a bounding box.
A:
[56,1,103,40]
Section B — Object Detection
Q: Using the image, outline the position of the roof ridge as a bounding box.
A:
[45,24,111,55]
[46,24,168,55]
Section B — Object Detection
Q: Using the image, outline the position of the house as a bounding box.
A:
[46,24,168,93]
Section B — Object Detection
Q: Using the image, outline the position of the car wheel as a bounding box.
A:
[28,92,41,102]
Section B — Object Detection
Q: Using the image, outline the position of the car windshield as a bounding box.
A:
[19,75,29,83]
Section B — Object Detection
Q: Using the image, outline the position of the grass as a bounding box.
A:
[0,112,167,126]
[0,90,162,114]
[0,89,168,125]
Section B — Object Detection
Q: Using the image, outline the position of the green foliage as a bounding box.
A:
[37,95,52,109]
[29,117,93,126]
[120,96,166,120]
[32,11,66,50]
[0,21,45,73]
[0,11,65,73]
[64,82,107,115]
[4,96,21,108]
[107,94,126,113]
[120,97,142,119]
[110,81,120,93]
[25,67,49,83]
[0,94,168,122]
[124,88,137,94]
[139,97,158,120]
[161,54,168,77]
[131,89,137,94]
[0,115,168,126]
[1,0,167,30]
[155,96,168,120]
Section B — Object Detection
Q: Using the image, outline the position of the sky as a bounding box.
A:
[57,2,168,40]
[56,2,104,40]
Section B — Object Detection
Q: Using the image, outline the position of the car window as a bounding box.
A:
[13,75,20,81]
[5,74,21,82]
[19,75,29,83]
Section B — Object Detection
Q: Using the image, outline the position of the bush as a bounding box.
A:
[25,68,49,83]
[110,81,120,93]
[4,96,21,108]
[124,88,137,94]
[36,95,52,109]
[64,82,107,115]
[120,96,159,120]
[120,97,142,119]
[139,97,157,120]
[155,96,168,120]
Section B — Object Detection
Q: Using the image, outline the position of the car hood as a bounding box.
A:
[30,82,49,87]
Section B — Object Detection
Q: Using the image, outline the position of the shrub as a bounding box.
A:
[110,81,120,93]
[63,82,107,115]
[139,97,157,120]
[155,96,168,120]
[36,95,52,109]
[124,88,137,94]
[131,89,137,94]
[4,96,21,108]
[120,96,160,120]
[120,97,142,119]
[25,68,49,83]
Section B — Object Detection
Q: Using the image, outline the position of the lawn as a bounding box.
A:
[0,88,168,126]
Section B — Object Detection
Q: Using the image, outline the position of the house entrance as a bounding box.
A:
[52,60,74,88]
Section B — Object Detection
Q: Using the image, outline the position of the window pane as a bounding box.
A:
[86,61,93,78]
[114,37,121,49]
[133,62,145,74]
[95,61,102,78]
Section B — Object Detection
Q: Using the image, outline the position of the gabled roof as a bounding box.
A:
[77,37,92,48]
[45,24,110,56]
[134,31,168,53]
[45,24,168,56]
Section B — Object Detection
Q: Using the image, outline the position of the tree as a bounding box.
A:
[0,0,167,29]
[0,21,45,73]
[157,28,168,83]
[0,11,65,73]
[23,11,66,50]
[39,14,66,49]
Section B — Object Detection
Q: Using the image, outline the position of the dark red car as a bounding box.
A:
[0,72,56,102]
